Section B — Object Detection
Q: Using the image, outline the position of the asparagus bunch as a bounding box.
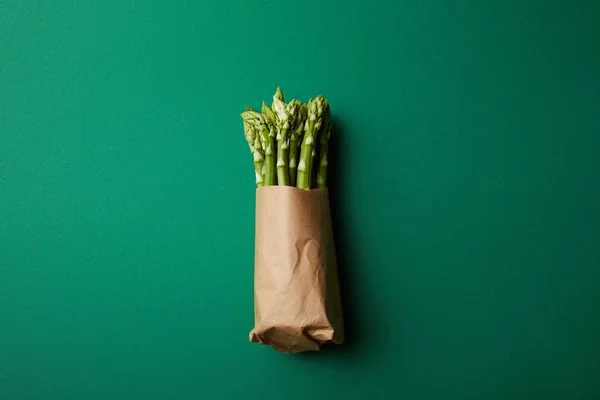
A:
[241,87,331,190]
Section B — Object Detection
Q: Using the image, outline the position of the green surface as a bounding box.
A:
[1,1,599,399]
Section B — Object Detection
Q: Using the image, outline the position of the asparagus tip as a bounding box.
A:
[274,87,284,102]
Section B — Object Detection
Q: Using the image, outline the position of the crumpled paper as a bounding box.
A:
[249,186,344,354]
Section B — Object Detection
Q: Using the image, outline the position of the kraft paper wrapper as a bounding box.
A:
[249,186,344,354]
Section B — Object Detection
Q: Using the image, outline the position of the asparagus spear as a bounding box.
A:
[316,100,331,188]
[289,100,306,187]
[273,94,297,186]
[297,95,325,190]
[243,118,265,187]
[261,102,278,186]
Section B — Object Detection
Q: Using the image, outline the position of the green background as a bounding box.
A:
[1,1,599,399]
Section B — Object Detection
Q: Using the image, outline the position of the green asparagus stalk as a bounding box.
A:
[243,119,265,186]
[273,93,297,186]
[289,101,306,187]
[297,95,325,190]
[316,100,331,188]
[261,102,278,186]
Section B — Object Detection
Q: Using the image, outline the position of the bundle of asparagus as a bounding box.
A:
[242,87,344,354]
[241,87,331,190]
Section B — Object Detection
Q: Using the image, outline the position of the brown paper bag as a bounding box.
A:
[249,186,344,354]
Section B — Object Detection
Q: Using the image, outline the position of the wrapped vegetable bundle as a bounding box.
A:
[241,88,344,354]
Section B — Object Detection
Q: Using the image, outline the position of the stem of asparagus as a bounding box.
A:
[242,115,265,186]
[297,96,324,190]
[276,137,289,185]
[263,126,276,186]
[261,102,278,186]
[253,135,264,186]
[272,90,291,185]
[316,102,331,188]
[289,101,306,187]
